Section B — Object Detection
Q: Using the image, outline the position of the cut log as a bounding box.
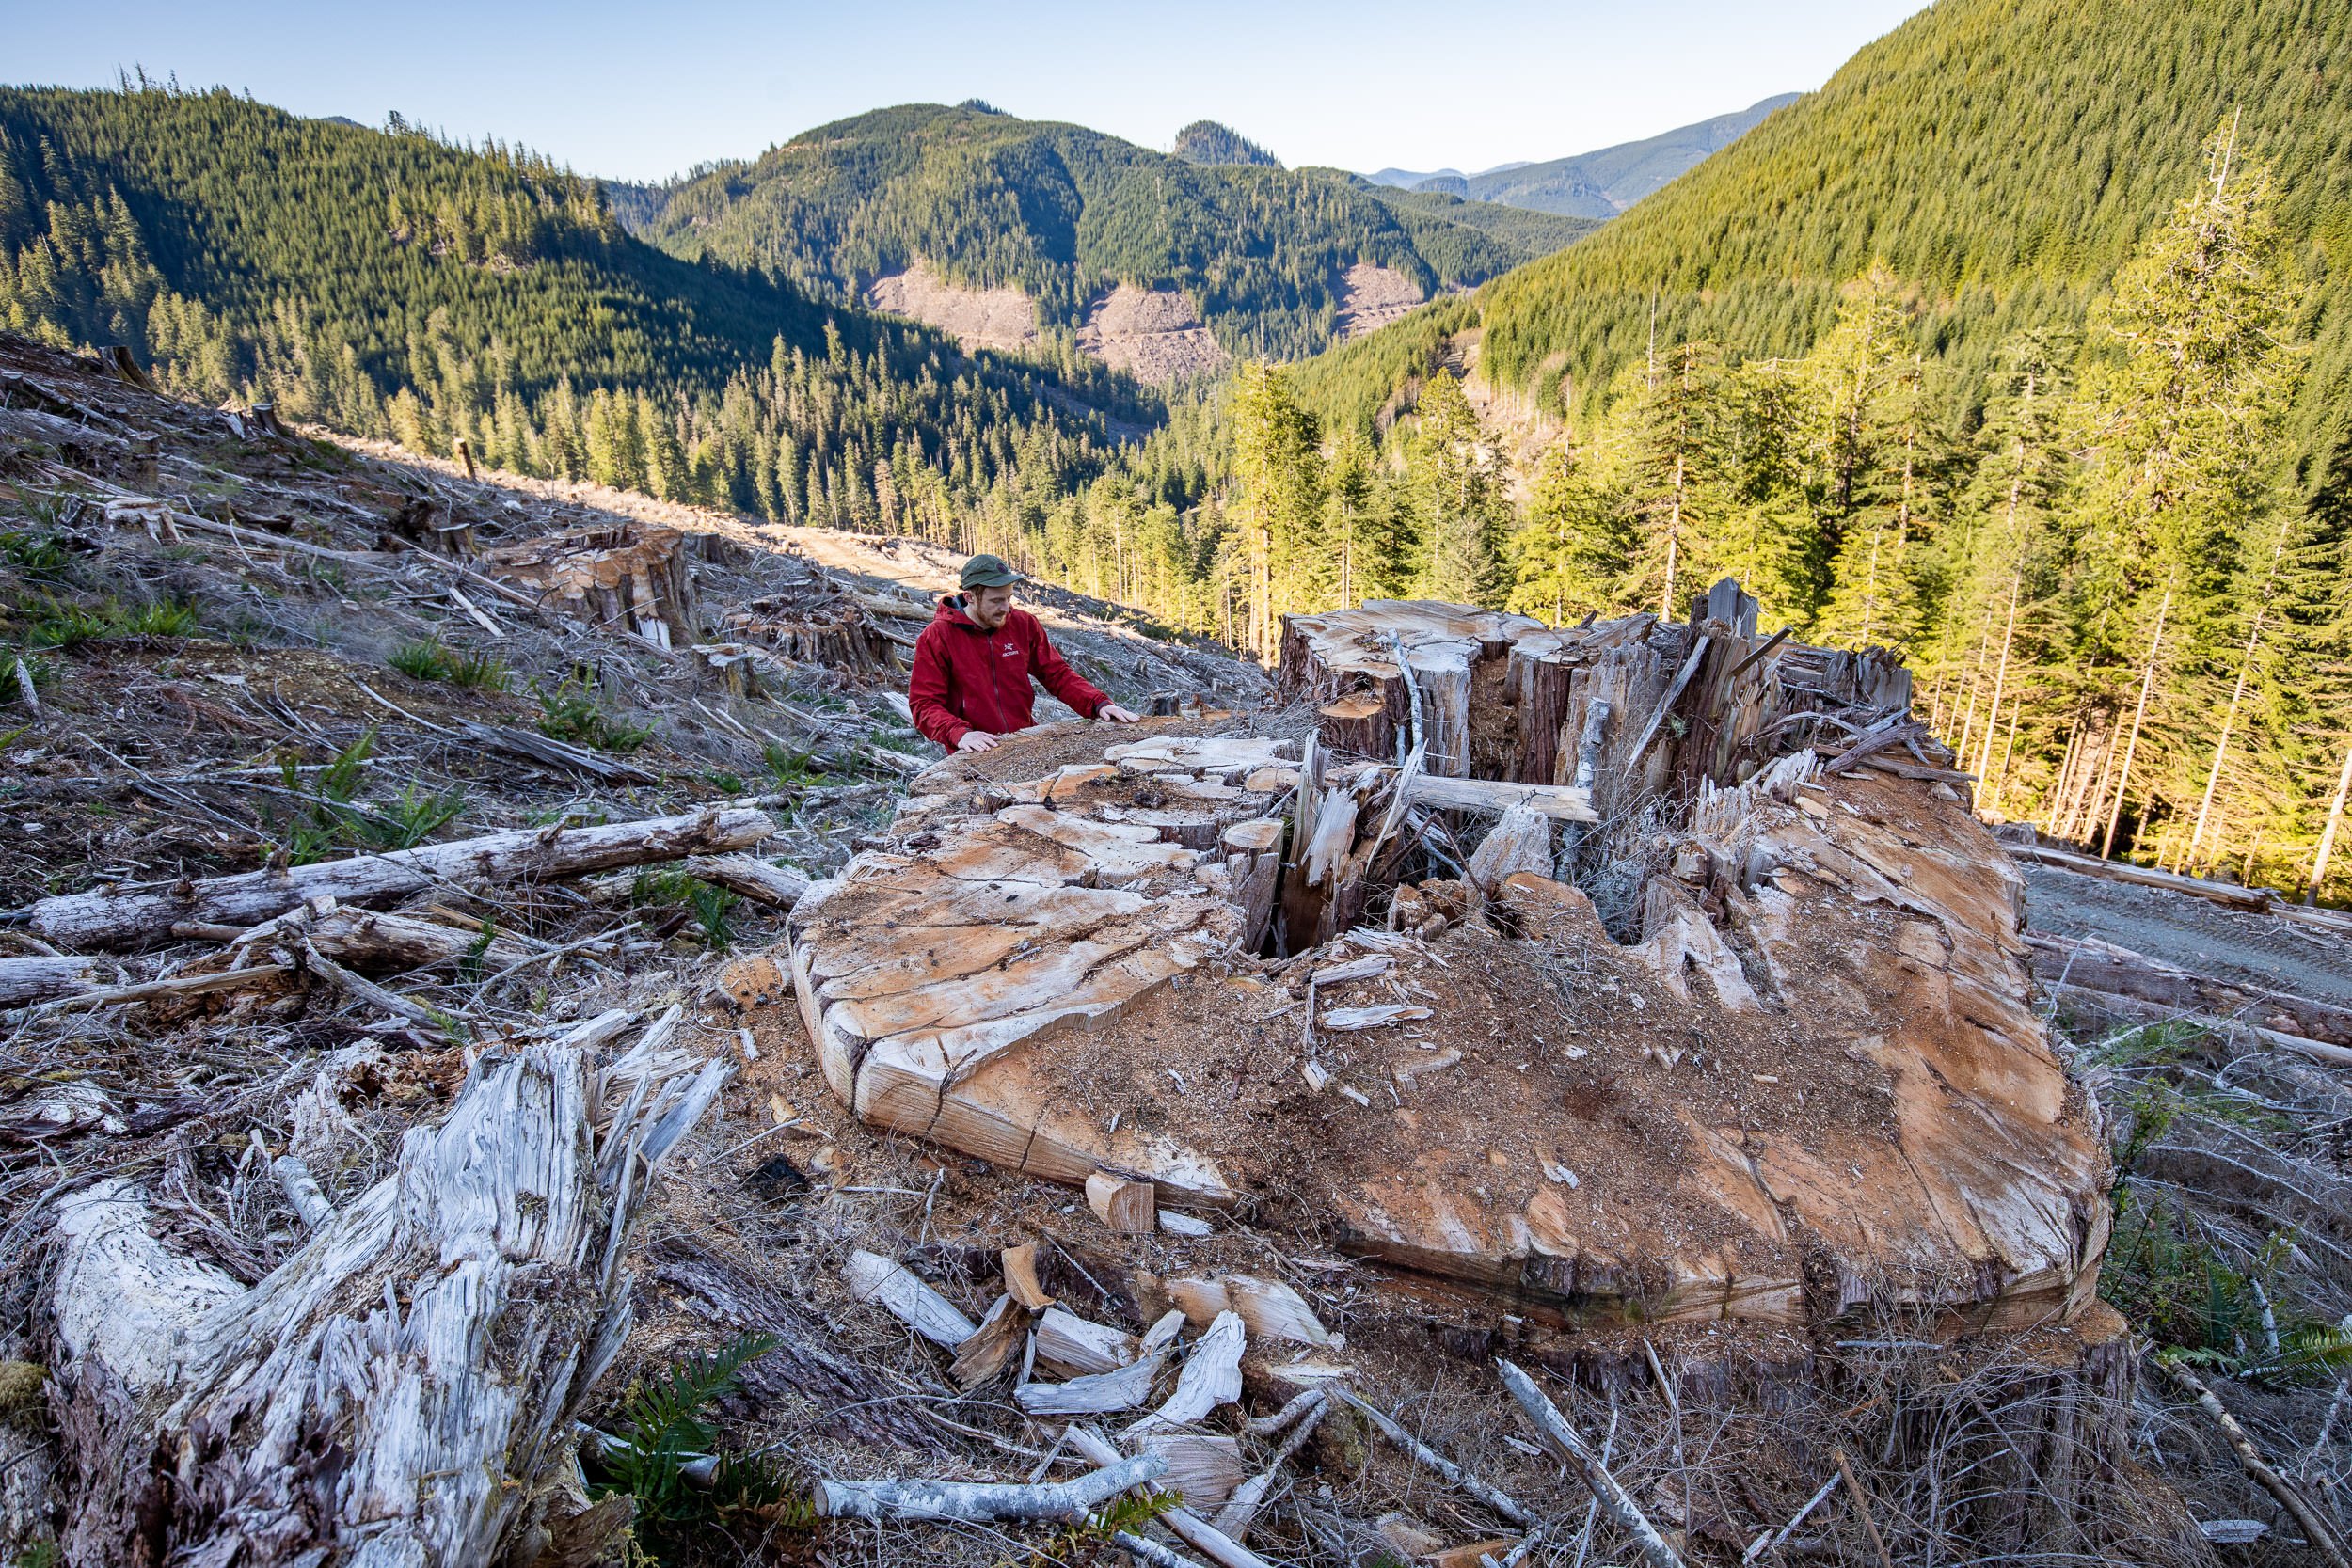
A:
[1014,1356,1165,1416]
[23,806,773,950]
[815,1452,1167,1523]
[684,854,811,911]
[1466,804,1554,894]
[48,1038,721,1568]
[843,1251,977,1349]
[950,1294,1029,1394]
[1034,1307,1138,1378]
[1003,1242,1056,1309]
[1321,1005,1430,1032]
[1088,1171,1159,1234]
[1132,1433,1247,1513]
[1166,1275,1329,1345]
[0,955,96,1006]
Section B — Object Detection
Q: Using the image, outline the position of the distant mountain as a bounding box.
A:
[625,103,1598,367]
[1171,120,1280,167]
[1469,94,1803,215]
[1363,95,1801,217]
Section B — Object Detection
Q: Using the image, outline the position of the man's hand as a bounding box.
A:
[1098,705,1142,724]
[955,729,1000,752]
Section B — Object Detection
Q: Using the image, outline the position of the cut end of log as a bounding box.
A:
[1086,1171,1158,1234]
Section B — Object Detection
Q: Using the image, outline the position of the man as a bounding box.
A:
[909,554,1141,752]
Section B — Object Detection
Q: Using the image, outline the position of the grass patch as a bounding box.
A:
[0,529,72,579]
[535,675,651,752]
[389,636,510,689]
[271,728,469,863]
[758,738,824,790]
[19,593,199,648]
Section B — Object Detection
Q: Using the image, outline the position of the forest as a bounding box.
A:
[628,103,1595,361]
[0,79,1152,544]
[6,0,2350,900]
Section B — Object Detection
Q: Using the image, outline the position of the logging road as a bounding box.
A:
[2021,863,2352,1007]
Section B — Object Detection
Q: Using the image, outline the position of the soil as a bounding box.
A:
[1075,285,1231,384]
[1336,261,1425,339]
[2020,862,2352,1006]
[863,260,1040,354]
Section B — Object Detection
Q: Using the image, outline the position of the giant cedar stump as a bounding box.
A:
[783,589,2106,1333]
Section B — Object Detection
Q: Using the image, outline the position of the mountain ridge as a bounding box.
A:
[1363,94,1802,216]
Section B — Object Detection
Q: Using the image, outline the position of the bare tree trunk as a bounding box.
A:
[1975,568,2023,787]
[2185,516,2290,873]
[2309,736,2352,905]
[2103,584,2172,859]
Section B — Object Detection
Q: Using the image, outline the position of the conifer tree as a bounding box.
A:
[1506,438,1625,625]
[1406,371,1500,604]
[2069,119,2306,856]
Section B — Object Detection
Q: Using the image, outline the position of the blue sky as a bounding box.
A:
[8,0,1925,183]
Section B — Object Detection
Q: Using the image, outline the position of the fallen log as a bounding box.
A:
[684,854,810,910]
[844,1249,977,1348]
[38,962,293,1013]
[2156,1361,2349,1568]
[1406,775,1597,823]
[2006,842,2271,912]
[301,903,533,973]
[814,1451,1166,1522]
[0,954,97,1006]
[456,720,658,784]
[21,806,773,950]
[49,1035,721,1567]
[2025,931,2352,1048]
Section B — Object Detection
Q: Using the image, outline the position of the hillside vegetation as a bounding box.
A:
[0,83,1149,537]
[628,103,1596,362]
[1029,0,2352,906]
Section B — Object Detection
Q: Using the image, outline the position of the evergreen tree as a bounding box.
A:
[1506,437,1625,625]
[1406,371,1500,604]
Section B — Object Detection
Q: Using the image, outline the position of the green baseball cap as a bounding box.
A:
[960,553,1024,590]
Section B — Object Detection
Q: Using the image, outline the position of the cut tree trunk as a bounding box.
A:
[0,956,96,1006]
[485,522,698,649]
[48,1026,723,1568]
[22,806,772,950]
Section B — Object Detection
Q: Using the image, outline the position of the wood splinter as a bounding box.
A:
[1086,1171,1157,1234]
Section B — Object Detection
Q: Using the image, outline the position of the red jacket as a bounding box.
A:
[908,596,1111,748]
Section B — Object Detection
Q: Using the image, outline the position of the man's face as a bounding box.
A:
[967,583,1015,629]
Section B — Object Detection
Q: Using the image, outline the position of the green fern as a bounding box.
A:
[589,1332,803,1564]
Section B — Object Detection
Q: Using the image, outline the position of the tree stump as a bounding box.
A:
[485,522,698,648]
[771,594,2109,1337]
